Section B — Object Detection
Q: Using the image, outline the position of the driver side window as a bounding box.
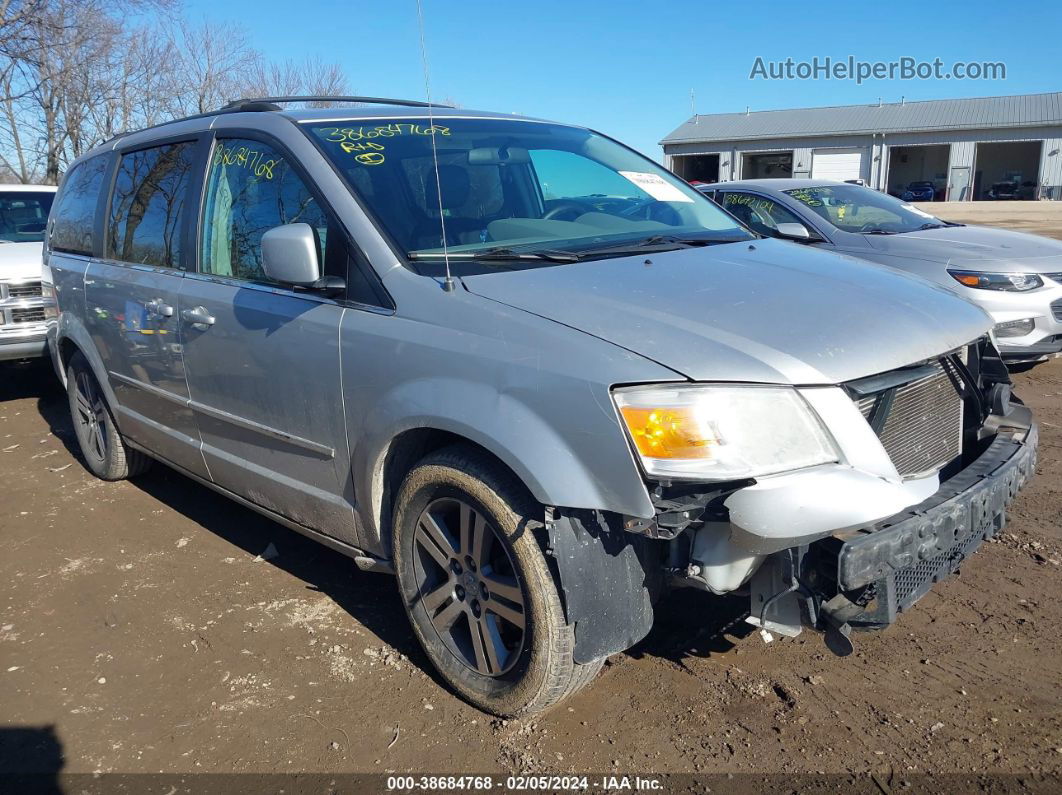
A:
[200,138,330,284]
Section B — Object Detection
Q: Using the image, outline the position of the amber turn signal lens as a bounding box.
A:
[953,274,981,287]
[618,406,715,460]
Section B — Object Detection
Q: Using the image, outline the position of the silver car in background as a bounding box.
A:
[699,179,1062,366]
[0,184,57,361]
[44,98,1036,716]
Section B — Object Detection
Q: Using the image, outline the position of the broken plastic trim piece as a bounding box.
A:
[819,594,858,657]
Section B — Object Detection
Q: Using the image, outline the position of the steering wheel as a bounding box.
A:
[620,199,683,226]
[543,201,588,222]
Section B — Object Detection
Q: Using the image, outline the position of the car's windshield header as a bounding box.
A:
[782,184,946,235]
[303,118,752,268]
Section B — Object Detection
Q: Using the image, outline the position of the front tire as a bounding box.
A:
[66,351,151,481]
[392,445,602,716]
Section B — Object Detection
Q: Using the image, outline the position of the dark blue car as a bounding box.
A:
[900,181,936,201]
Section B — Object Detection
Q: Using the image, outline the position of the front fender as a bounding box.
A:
[354,376,657,551]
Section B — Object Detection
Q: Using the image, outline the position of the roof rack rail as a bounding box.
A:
[220,96,454,112]
[95,96,456,152]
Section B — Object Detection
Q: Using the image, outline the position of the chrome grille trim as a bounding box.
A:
[6,281,42,299]
[11,307,46,324]
[853,360,963,479]
[0,279,48,330]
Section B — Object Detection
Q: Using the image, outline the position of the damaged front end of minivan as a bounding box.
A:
[550,336,1037,662]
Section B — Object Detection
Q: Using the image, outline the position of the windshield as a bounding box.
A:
[0,191,54,242]
[305,118,751,264]
[783,184,945,234]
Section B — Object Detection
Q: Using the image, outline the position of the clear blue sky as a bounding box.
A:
[182,0,1062,161]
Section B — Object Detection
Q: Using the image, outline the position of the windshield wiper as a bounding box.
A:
[408,235,738,265]
[571,234,739,259]
[407,247,581,263]
[862,229,896,235]
[893,222,950,234]
[635,235,717,247]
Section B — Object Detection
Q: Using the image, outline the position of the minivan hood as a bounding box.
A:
[463,239,992,385]
[865,225,1062,272]
[0,241,44,282]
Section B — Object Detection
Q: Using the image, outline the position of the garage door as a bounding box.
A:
[811,149,865,182]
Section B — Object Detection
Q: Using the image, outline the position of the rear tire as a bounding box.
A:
[66,351,151,481]
[392,445,602,716]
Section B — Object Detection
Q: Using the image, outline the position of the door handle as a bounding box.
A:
[145,299,174,318]
[181,306,215,327]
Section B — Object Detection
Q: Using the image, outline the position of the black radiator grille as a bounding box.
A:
[855,362,963,478]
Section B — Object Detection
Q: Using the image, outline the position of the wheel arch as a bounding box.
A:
[368,423,545,560]
[351,378,656,557]
[54,319,120,416]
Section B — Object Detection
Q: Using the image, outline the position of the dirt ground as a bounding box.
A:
[913,201,1062,240]
[2,208,1062,788]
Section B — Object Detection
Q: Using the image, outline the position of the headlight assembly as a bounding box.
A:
[613,384,839,481]
[948,270,1043,292]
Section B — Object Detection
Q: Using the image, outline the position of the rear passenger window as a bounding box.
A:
[50,156,109,255]
[108,142,195,268]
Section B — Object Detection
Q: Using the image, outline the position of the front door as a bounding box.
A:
[179,134,355,541]
[86,140,208,478]
[948,166,971,201]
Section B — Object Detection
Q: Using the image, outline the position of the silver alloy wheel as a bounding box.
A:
[74,370,108,463]
[412,497,527,677]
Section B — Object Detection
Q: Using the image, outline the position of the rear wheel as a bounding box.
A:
[392,445,602,716]
[66,352,151,481]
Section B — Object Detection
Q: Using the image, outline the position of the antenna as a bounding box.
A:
[415,0,454,293]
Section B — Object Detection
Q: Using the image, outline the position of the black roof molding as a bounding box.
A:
[219,96,454,112]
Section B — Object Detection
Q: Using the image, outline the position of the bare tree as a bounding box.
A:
[242,55,350,106]
[167,19,258,116]
[0,1,352,184]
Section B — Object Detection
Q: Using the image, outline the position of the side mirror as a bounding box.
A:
[261,223,321,286]
[774,222,812,241]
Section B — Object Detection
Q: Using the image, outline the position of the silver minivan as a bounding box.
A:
[45,97,1037,716]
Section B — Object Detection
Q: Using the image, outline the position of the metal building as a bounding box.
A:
[660,92,1062,200]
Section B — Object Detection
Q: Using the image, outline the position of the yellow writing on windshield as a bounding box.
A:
[319,124,452,143]
[339,141,385,153]
[786,188,824,207]
[354,152,385,166]
[316,124,453,167]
